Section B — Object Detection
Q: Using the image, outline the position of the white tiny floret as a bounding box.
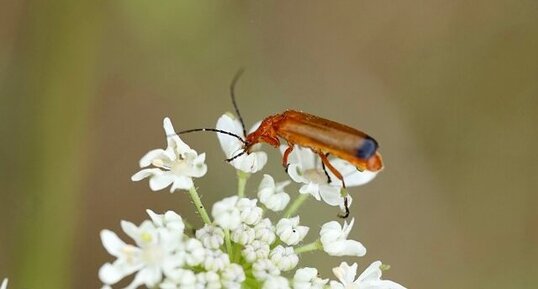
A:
[131,117,207,192]
[196,271,221,289]
[269,245,299,271]
[330,261,406,289]
[196,224,225,249]
[184,238,206,266]
[221,263,246,289]
[257,174,291,212]
[242,240,271,263]
[254,218,276,245]
[276,216,309,246]
[231,223,256,245]
[252,259,280,281]
[263,276,290,289]
[216,113,267,173]
[237,198,263,225]
[283,145,376,209]
[203,249,230,272]
[99,220,181,288]
[1,278,7,289]
[293,267,328,289]
[320,218,366,257]
[212,196,241,230]
[160,269,196,289]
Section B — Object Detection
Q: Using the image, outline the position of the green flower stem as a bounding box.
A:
[237,170,250,197]
[284,193,309,218]
[232,243,242,263]
[243,277,260,289]
[188,186,211,225]
[224,229,233,255]
[294,240,322,254]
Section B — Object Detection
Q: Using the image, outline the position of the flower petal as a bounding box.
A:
[131,168,163,182]
[330,158,378,187]
[216,113,245,156]
[318,185,344,206]
[1,278,8,289]
[170,176,194,191]
[100,230,127,257]
[139,149,168,168]
[148,172,176,191]
[99,263,124,285]
[324,240,366,257]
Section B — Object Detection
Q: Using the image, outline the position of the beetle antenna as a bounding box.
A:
[170,128,247,145]
[230,68,247,137]
[225,150,247,162]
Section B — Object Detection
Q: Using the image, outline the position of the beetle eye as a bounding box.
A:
[355,137,377,159]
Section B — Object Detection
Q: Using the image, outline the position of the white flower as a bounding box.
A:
[212,196,241,230]
[276,216,309,246]
[99,220,180,289]
[257,174,291,212]
[283,145,376,208]
[237,198,263,225]
[263,276,290,289]
[330,261,406,289]
[203,249,230,272]
[254,218,276,245]
[252,259,280,281]
[269,245,299,271]
[320,218,366,257]
[160,269,197,289]
[293,267,328,289]
[216,113,267,173]
[242,240,271,263]
[196,224,225,249]
[231,223,256,245]
[131,117,207,192]
[1,278,7,289]
[221,264,246,289]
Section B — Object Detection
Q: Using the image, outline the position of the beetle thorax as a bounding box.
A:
[244,114,283,151]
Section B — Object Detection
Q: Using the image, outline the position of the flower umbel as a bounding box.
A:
[101,115,407,289]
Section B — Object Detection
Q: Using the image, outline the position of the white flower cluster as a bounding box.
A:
[100,115,406,289]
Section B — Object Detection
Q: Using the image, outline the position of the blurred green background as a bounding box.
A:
[1,1,537,288]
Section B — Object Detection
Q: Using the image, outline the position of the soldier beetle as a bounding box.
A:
[175,70,383,217]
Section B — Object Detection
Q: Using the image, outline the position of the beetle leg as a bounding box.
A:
[282,144,295,173]
[321,153,332,183]
[337,196,350,218]
[318,152,346,188]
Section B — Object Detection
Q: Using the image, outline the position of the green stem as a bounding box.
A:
[188,187,211,225]
[232,243,242,263]
[284,193,309,218]
[294,240,322,254]
[224,229,233,256]
[237,170,250,197]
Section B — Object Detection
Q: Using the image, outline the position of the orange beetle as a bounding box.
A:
[176,70,383,217]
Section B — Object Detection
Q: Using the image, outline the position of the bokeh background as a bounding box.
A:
[1,1,537,288]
